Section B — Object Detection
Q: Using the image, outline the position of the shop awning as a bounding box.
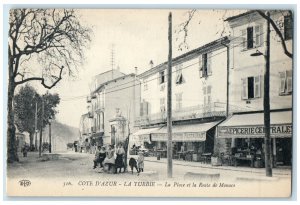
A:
[151,121,222,142]
[218,110,292,138]
[131,127,162,142]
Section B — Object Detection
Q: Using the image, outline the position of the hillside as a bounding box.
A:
[42,121,79,151]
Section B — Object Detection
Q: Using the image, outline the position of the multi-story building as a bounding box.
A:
[79,69,140,149]
[217,10,293,166]
[133,37,230,159]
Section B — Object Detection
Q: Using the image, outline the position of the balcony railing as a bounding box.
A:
[134,102,227,127]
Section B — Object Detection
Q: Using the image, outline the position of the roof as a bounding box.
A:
[138,36,229,78]
[92,73,135,94]
[224,10,256,22]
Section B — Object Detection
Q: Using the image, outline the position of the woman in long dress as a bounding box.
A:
[103,145,115,171]
[115,143,125,173]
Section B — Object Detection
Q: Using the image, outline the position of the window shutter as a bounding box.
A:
[241,29,247,50]
[143,101,148,115]
[199,55,203,78]
[242,78,248,99]
[207,52,212,75]
[254,76,261,98]
[279,72,286,93]
[255,25,263,47]
[140,102,144,116]
[286,70,292,92]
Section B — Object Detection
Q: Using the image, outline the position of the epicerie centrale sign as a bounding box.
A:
[218,124,292,138]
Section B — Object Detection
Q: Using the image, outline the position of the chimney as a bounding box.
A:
[149,60,154,68]
[135,67,138,75]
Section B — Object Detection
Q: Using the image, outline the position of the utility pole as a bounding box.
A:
[34,101,38,151]
[264,11,272,177]
[39,97,44,157]
[49,120,52,153]
[167,12,173,178]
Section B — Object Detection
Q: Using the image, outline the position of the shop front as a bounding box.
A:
[130,127,161,156]
[151,121,221,162]
[217,110,292,167]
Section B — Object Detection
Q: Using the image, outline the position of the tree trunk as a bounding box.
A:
[7,64,18,163]
[29,132,34,149]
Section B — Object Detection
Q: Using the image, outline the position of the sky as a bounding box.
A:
[29,9,244,128]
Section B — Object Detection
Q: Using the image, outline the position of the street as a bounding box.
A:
[7,151,291,181]
[6,151,292,197]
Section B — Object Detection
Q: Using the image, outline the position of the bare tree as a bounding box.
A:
[176,10,293,59]
[7,9,91,163]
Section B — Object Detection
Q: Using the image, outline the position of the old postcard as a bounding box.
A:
[6,8,293,197]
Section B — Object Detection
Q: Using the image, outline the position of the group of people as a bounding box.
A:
[93,143,144,174]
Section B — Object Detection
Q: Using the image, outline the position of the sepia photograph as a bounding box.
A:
[4,7,294,198]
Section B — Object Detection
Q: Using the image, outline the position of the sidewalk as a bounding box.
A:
[138,156,291,177]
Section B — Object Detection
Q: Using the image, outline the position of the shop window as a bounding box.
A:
[241,25,263,50]
[159,70,165,84]
[175,64,184,85]
[279,70,292,95]
[175,93,183,110]
[242,76,261,100]
[284,14,293,40]
[199,52,212,78]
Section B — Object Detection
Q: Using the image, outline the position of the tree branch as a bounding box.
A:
[15,66,64,89]
[255,10,293,58]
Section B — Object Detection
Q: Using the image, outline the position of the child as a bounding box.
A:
[137,151,144,173]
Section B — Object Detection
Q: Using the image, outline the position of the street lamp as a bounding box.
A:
[250,11,272,177]
[49,117,52,153]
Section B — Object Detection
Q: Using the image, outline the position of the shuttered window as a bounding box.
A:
[199,53,211,78]
[175,64,184,84]
[160,98,165,112]
[254,76,261,98]
[284,15,293,40]
[254,25,263,47]
[241,76,261,99]
[175,93,183,110]
[279,70,293,95]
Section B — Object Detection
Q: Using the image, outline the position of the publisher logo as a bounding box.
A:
[19,180,31,187]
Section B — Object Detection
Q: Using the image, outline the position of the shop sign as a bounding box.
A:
[151,132,206,142]
[218,124,292,138]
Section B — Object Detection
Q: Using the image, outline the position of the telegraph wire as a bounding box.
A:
[61,31,268,101]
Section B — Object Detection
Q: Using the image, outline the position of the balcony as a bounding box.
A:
[135,102,227,127]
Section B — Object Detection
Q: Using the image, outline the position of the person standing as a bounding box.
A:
[137,151,144,173]
[115,143,125,173]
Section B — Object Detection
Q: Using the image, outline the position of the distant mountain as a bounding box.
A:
[43,121,79,144]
